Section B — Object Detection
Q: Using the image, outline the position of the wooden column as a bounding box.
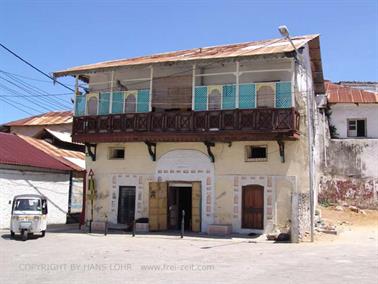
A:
[149,65,154,112]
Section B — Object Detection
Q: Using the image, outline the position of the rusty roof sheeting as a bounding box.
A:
[4,111,72,126]
[54,34,324,94]
[326,81,378,104]
[0,133,71,171]
[17,135,85,171]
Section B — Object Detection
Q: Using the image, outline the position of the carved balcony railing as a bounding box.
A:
[72,108,300,143]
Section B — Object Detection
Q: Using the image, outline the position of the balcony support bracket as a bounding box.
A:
[85,143,97,161]
[277,140,285,163]
[204,141,215,163]
[145,141,157,161]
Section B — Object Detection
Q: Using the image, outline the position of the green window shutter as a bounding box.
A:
[137,89,150,113]
[111,92,124,114]
[222,85,236,109]
[99,92,110,115]
[75,95,85,116]
[239,84,256,109]
[276,82,292,108]
[194,86,207,111]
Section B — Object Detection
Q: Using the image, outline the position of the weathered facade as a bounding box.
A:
[54,34,324,240]
[316,82,378,208]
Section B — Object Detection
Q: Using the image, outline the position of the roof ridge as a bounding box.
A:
[0,133,72,171]
[53,34,320,77]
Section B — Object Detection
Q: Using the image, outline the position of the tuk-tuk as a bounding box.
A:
[10,194,48,241]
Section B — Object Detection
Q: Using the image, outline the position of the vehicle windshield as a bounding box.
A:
[13,198,41,212]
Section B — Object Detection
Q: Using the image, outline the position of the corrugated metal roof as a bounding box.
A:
[53,34,324,94]
[0,133,71,171]
[326,81,378,104]
[4,111,72,126]
[18,135,85,171]
[44,128,72,143]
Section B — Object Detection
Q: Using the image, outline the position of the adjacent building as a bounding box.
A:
[53,34,325,240]
[0,133,83,228]
[2,111,73,137]
[0,111,85,227]
[317,81,378,208]
[326,81,378,139]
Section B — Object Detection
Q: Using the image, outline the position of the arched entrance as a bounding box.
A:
[151,150,215,233]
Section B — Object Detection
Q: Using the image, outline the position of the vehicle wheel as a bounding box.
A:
[21,230,28,241]
[41,230,45,237]
[10,231,15,238]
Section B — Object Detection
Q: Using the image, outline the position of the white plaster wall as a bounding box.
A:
[324,139,378,179]
[329,104,378,138]
[0,169,70,228]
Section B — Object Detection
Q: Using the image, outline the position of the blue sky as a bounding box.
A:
[1,0,377,123]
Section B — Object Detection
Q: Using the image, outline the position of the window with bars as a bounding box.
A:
[347,119,366,137]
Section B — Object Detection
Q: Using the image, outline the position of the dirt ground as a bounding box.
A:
[0,207,377,284]
[314,206,378,243]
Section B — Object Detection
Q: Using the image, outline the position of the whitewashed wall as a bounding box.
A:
[329,104,378,138]
[0,169,70,228]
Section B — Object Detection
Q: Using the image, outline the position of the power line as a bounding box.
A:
[0,84,54,113]
[2,72,73,108]
[0,93,72,98]
[0,42,75,92]
[0,69,80,87]
[0,76,70,111]
[0,96,38,115]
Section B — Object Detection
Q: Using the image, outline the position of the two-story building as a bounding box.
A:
[53,34,324,240]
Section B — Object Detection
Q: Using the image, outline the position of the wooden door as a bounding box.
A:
[191,182,201,232]
[149,182,167,231]
[242,185,264,229]
[117,186,136,225]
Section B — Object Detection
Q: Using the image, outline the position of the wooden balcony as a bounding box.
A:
[72,108,300,143]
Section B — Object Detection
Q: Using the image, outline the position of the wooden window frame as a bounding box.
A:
[347,118,367,138]
[245,145,268,162]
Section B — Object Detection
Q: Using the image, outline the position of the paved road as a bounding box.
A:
[0,226,377,284]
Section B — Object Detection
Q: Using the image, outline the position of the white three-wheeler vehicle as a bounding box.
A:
[10,194,48,241]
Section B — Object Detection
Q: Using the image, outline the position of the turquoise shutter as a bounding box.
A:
[75,95,85,116]
[276,82,292,108]
[111,92,124,114]
[222,85,236,109]
[194,86,207,111]
[137,89,150,113]
[99,92,110,115]
[239,84,256,109]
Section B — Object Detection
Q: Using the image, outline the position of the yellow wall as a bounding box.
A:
[85,138,309,233]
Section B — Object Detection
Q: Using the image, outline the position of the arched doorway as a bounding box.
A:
[151,150,215,233]
[242,184,264,229]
